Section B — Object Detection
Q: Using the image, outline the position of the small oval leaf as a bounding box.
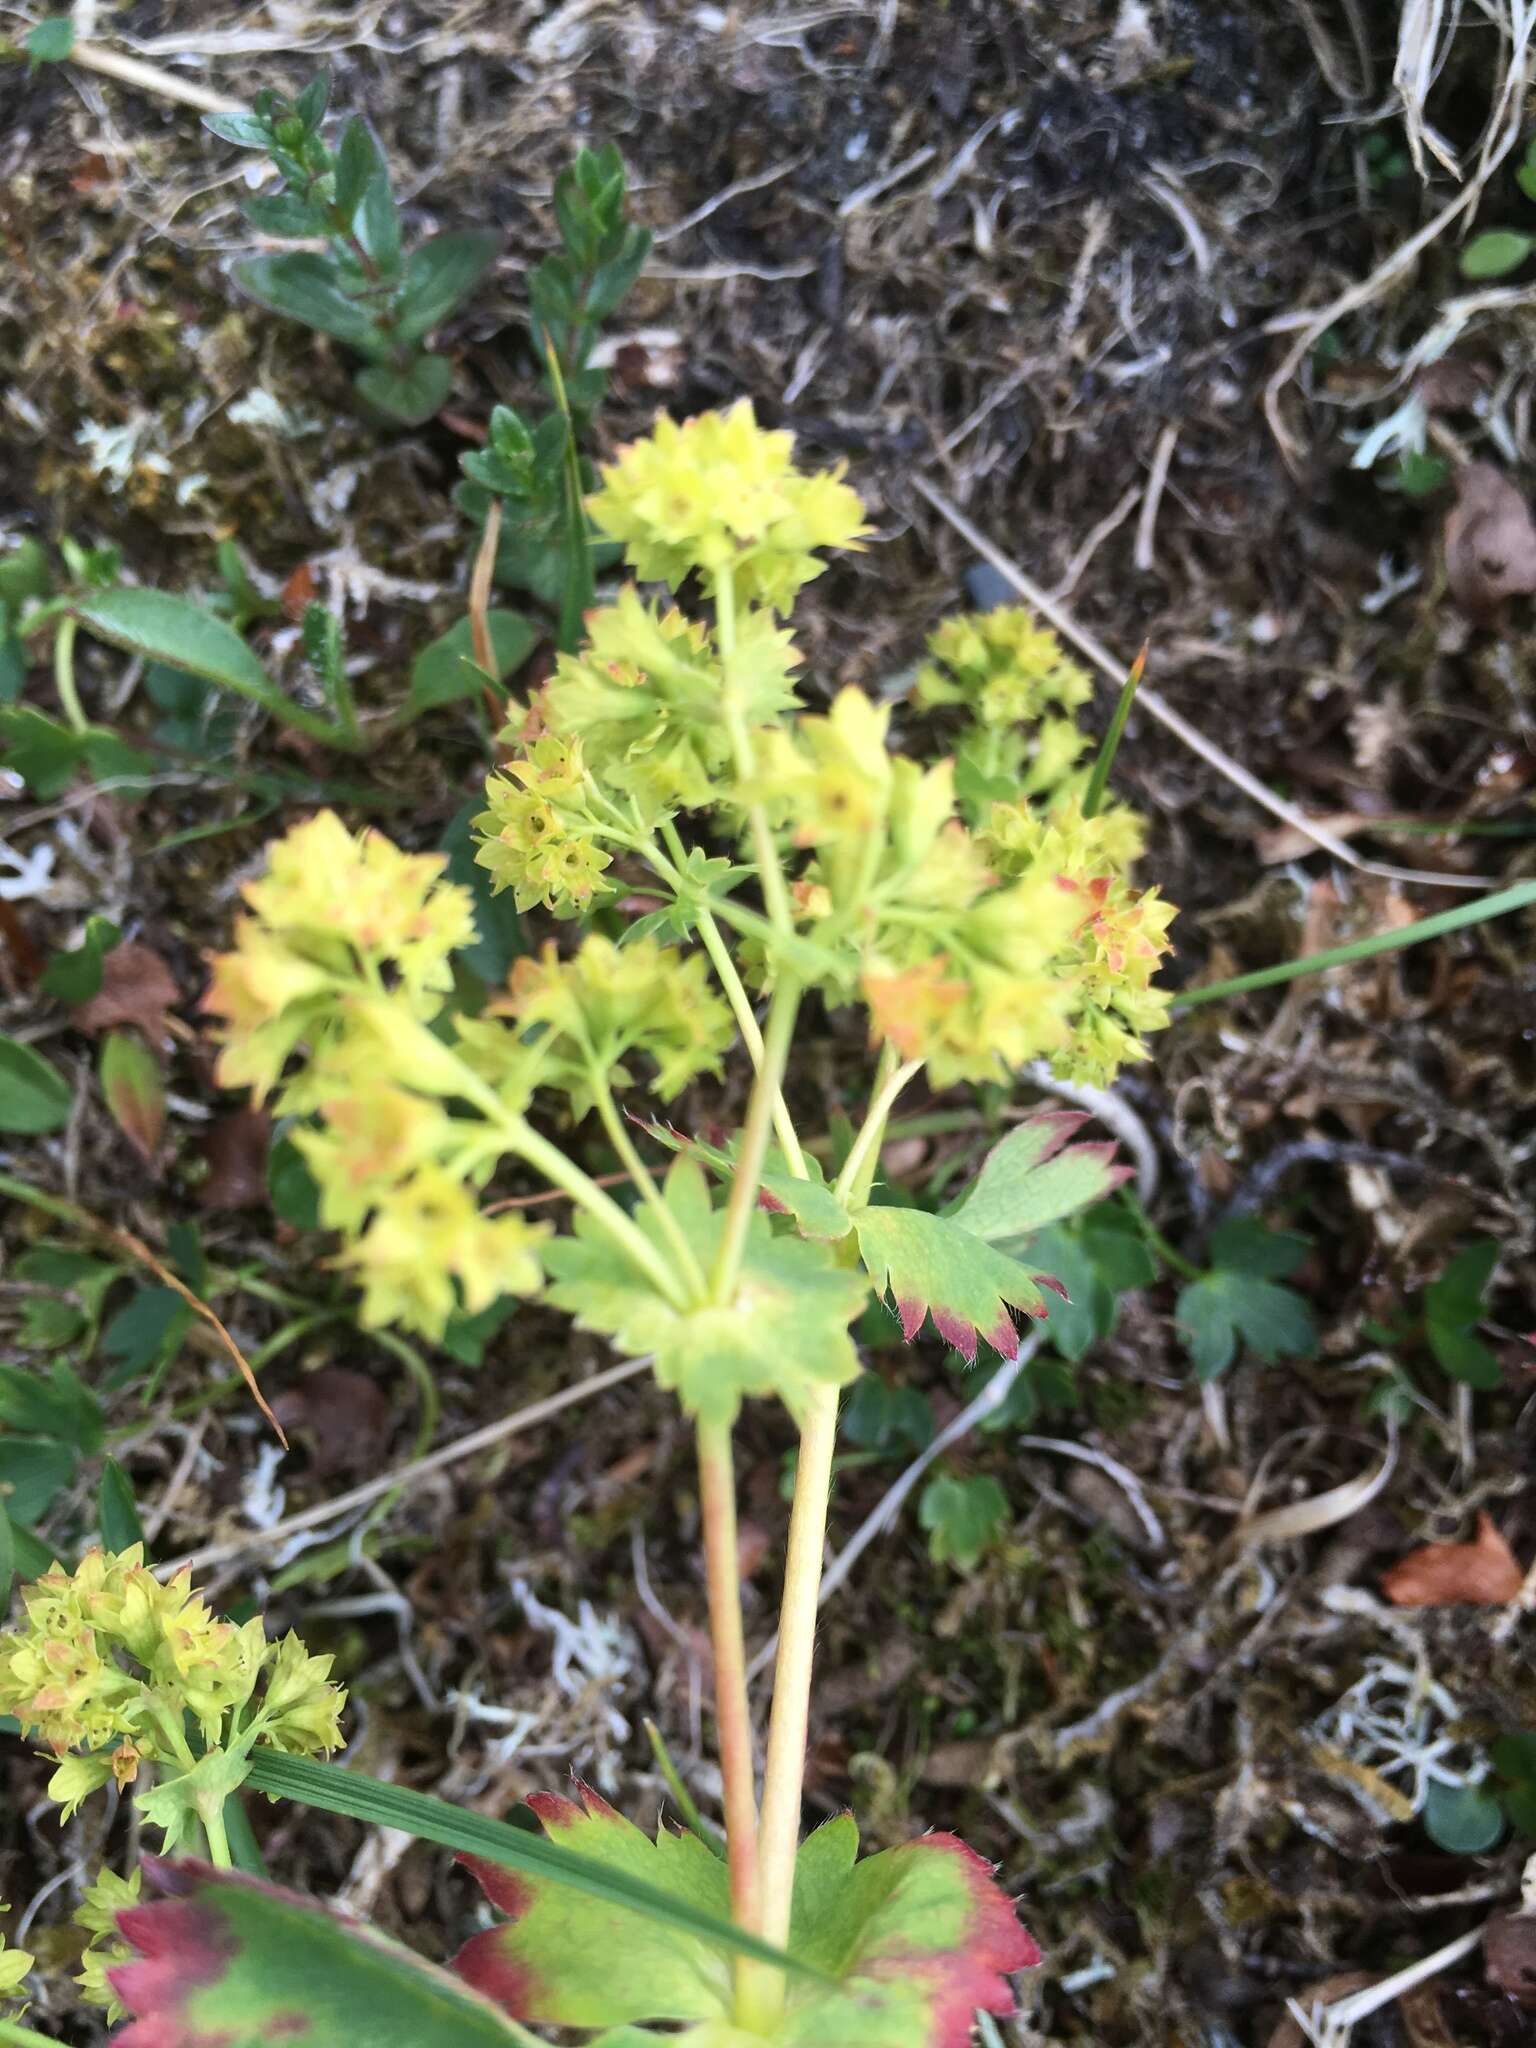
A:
[0,1033,72,1133]
[74,587,277,706]
[99,1029,166,1161]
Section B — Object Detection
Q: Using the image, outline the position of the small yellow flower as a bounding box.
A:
[755,687,893,847]
[589,401,868,610]
[297,1082,456,1232]
[474,735,613,918]
[259,1632,346,1755]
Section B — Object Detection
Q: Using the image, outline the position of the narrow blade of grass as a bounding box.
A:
[1080,645,1146,820]
[1175,878,1536,1009]
[244,1750,820,1980]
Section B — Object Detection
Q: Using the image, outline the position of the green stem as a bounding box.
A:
[709,977,801,1305]
[53,614,87,733]
[0,2018,63,2047]
[507,1114,691,1310]
[1174,877,1536,1009]
[643,1718,727,1858]
[202,1798,233,1869]
[589,1069,706,1295]
[754,1381,839,1973]
[832,1056,924,1206]
[696,1418,764,2015]
[1125,1194,1199,1282]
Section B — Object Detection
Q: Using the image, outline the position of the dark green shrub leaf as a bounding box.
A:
[0,1033,72,1132]
[407,611,537,714]
[101,1285,192,1387]
[394,230,501,347]
[355,170,402,275]
[202,110,272,148]
[234,251,381,350]
[269,1132,323,1230]
[0,1436,74,1524]
[355,353,454,426]
[242,192,326,237]
[98,1456,145,1552]
[40,915,121,1003]
[333,116,387,223]
[292,71,332,130]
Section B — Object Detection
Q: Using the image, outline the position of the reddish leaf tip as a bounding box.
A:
[453,1924,541,2021]
[456,1852,534,1921]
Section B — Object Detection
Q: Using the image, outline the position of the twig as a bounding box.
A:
[468,497,503,681]
[837,144,937,218]
[1133,423,1180,572]
[156,1357,650,1578]
[68,40,245,115]
[910,472,1496,892]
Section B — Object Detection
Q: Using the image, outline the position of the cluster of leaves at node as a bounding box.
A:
[204,72,499,423]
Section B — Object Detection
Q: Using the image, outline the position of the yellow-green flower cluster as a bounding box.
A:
[74,1867,141,2022]
[981,798,1175,1083]
[474,733,615,919]
[0,1908,31,2003]
[204,809,475,1100]
[497,934,734,1118]
[536,586,801,818]
[589,400,868,610]
[0,1547,345,1842]
[751,683,1172,1086]
[206,810,553,1341]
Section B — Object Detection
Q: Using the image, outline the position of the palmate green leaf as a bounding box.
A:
[458,1787,1039,2047]
[40,913,121,1003]
[853,1205,1058,1366]
[408,610,537,715]
[108,1856,539,2047]
[544,1159,865,1423]
[947,1110,1130,1241]
[919,1472,1009,1570]
[1176,1261,1315,1382]
[244,1750,809,1979]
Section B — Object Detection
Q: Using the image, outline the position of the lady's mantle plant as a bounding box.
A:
[0,405,1172,2046]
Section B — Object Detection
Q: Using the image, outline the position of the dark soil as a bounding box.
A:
[3,5,1536,2044]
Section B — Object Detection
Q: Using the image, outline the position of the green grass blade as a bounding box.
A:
[1175,878,1536,1009]
[1081,645,1146,821]
[245,1751,820,1981]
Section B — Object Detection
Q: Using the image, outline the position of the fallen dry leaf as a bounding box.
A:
[197,1106,271,1210]
[271,1368,391,1479]
[282,561,317,622]
[72,942,180,1041]
[1444,462,1536,622]
[1381,1511,1523,1607]
[1485,1912,1536,2008]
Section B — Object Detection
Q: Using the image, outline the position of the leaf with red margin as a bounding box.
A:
[109,1855,538,2048]
[947,1110,1132,1242]
[457,1788,1038,2047]
[853,1205,1061,1364]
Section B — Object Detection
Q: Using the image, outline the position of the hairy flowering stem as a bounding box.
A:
[709,975,801,1306]
[714,571,795,940]
[505,1114,691,1311]
[695,1418,764,2010]
[832,1054,924,1207]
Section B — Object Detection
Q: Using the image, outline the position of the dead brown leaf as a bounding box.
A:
[281,561,317,622]
[72,942,180,1040]
[271,1368,391,1479]
[1485,1912,1536,2008]
[1382,1511,1523,1607]
[1444,462,1536,621]
[198,1107,271,1210]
